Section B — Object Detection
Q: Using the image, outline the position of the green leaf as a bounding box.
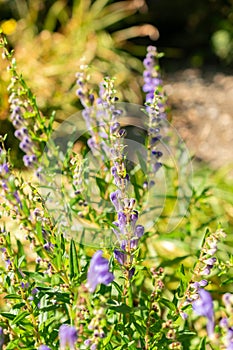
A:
[96,176,107,198]
[39,305,59,312]
[136,150,147,174]
[221,278,233,285]
[5,339,24,350]
[111,281,123,295]
[176,264,188,297]
[12,311,30,325]
[35,221,43,242]
[159,298,176,311]
[179,330,196,338]
[16,239,25,259]
[133,321,146,336]
[21,198,30,216]
[51,273,61,286]
[198,337,206,350]
[107,302,132,314]
[69,239,79,280]
[160,255,190,268]
[17,255,25,269]
[0,312,15,320]
[4,294,22,300]
[103,324,115,346]
[12,302,25,310]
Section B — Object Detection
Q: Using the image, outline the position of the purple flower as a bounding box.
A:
[87,250,114,292]
[14,129,24,140]
[110,122,120,134]
[12,190,22,208]
[5,258,12,269]
[43,242,54,252]
[180,312,188,320]
[21,282,29,289]
[32,287,39,295]
[199,279,208,287]
[130,225,145,250]
[36,167,43,179]
[129,267,135,279]
[84,339,92,346]
[226,328,233,350]
[19,141,32,153]
[203,257,217,266]
[200,266,212,276]
[143,46,162,104]
[0,163,9,176]
[117,212,127,231]
[130,211,138,226]
[24,135,32,145]
[38,345,51,350]
[219,317,228,328]
[110,190,122,211]
[153,162,162,173]
[152,150,163,158]
[111,166,120,185]
[23,155,37,167]
[12,115,24,128]
[87,137,99,155]
[59,324,78,350]
[223,293,233,309]
[134,225,144,238]
[192,289,214,337]
[0,327,4,347]
[114,249,127,265]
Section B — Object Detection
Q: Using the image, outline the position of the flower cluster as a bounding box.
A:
[76,66,99,155]
[162,320,182,349]
[10,106,37,167]
[84,307,106,350]
[184,279,209,307]
[142,46,167,188]
[176,229,227,326]
[0,146,9,179]
[70,154,86,196]
[197,229,226,276]
[77,71,146,274]
[111,193,144,268]
[108,103,144,275]
[143,46,163,104]
[7,65,38,168]
[76,68,117,158]
[0,144,22,211]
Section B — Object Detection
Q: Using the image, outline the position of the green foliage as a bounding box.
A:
[0,30,233,350]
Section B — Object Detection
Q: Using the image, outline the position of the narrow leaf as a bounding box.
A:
[69,239,79,280]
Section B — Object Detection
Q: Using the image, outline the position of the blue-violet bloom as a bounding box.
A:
[192,289,214,337]
[38,345,51,350]
[87,250,114,292]
[59,324,78,350]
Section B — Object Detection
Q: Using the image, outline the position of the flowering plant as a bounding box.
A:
[0,32,233,350]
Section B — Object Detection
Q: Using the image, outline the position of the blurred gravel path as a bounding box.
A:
[165,69,233,169]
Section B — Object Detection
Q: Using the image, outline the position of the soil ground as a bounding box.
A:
[165,68,233,172]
